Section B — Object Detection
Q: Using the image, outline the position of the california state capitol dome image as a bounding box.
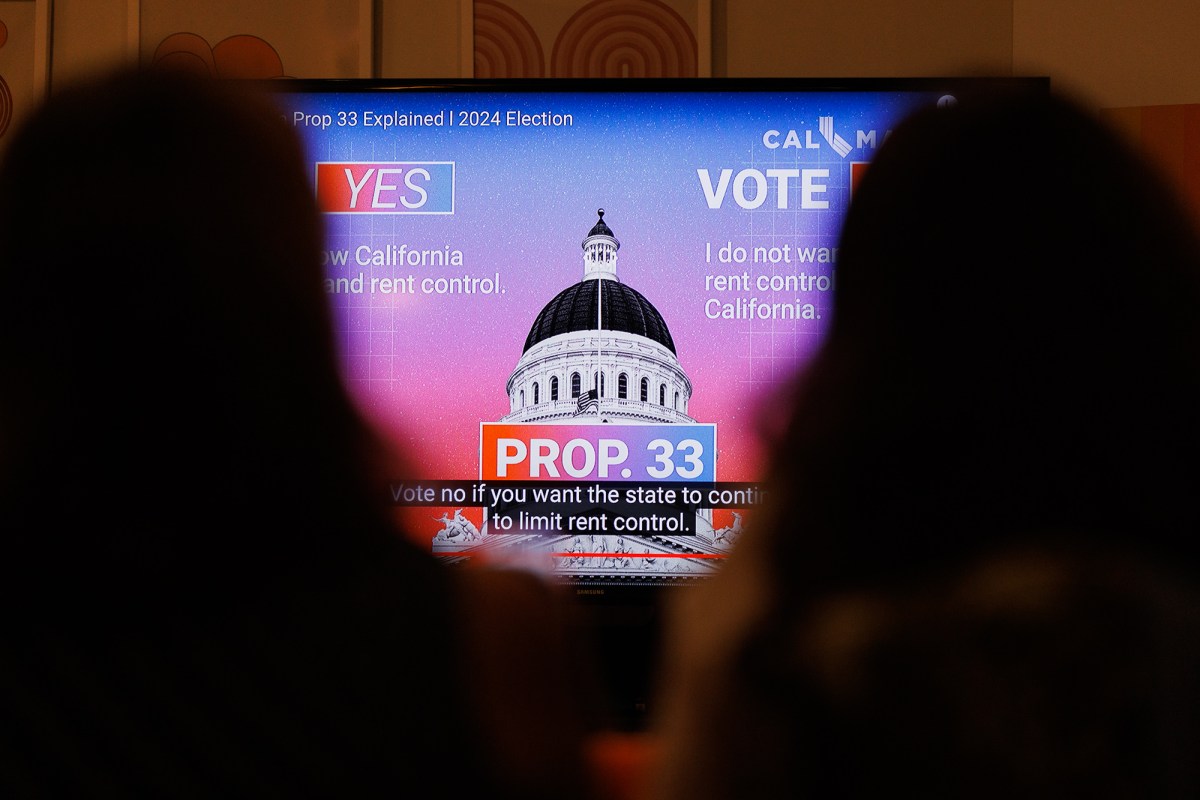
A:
[505,209,692,426]
[432,209,743,585]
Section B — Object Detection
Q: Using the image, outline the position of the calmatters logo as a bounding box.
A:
[761,115,876,158]
[315,162,455,214]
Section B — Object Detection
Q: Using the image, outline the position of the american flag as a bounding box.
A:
[574,388,599,415]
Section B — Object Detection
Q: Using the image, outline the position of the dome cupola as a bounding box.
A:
[523,210,675,354]
[582,208,619,281]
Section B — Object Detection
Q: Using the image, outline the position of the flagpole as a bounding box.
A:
[596,266,602,422]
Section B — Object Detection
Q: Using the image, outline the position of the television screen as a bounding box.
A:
[267,77,1046,591]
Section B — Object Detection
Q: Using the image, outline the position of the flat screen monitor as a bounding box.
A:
[266,77,1047,594]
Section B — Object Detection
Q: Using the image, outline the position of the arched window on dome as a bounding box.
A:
[550,376,559,401]
[640,377,649,403]
[593,372,604,396]
[571,372,581,398]
[520,390,525,409]
[534,383,540,405]
[674,391,679,410]
[659,384,666,405]
[618,373,628,400]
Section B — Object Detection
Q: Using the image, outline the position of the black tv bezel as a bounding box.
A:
[267,75,1052,728]
[263,74,1049,96]
[265,75,1051,588]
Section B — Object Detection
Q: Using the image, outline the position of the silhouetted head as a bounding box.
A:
[0,68,397,619]
[762,87,1200,593]
[791,546,1200,798]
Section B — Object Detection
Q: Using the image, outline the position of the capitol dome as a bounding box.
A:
[482,209,724,580]
[523,278,676,355]
[502,209,693,425]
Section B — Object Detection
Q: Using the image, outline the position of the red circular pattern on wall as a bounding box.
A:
[153,32,286,79]
[474,0,545,78]
[153,32,217,76]
[213,35,285,79]
[551,0,697,78]
[0,77,12,140]
[0,19,10,139]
